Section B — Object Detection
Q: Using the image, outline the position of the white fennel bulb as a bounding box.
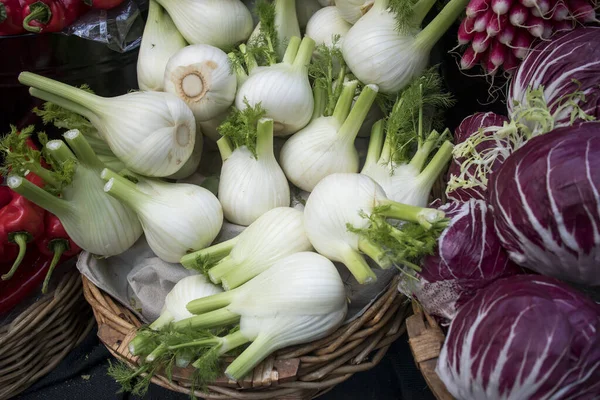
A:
[102,170,223,263]
[304,173,447,284]
[306,7,352,48]
[181,207,313,289]
[7,131,143,257]
[137,0,187,91]
[235,36,315,136]
[217,116,290,226]
[19,72,196,177]
[342,0,469,94]
[336,0,374,23]
[164,44,237,122]
[154,0,253,49]
[361,70,454,205]
[280,82,378,192]
[166,128,203,180]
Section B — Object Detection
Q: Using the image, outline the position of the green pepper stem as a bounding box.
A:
[338,84,378,144]
[256,118,275,160]
[173,308,240,331]
[339,245,377,284]
[292,37,316,70]
[225,333,276,381]
[332,81,359,126]
[1,234,29,281]
[180,237,238,270]
[22,2,51,33]
[41,240,67,293]
[415,0,470,52]
[207,255,239,284]
[6,175,72,218]
[63,130,105,171]
[186,290,235,315]
[282,36,301,65]
[217,137,234,162]
[363,120,385,170]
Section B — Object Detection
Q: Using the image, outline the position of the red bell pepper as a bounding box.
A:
[36,213,81,293]
[0,186,12,209]
[0,0,26,36]
[85,0,123,10]
[0,250,53,315]
[0,179,46,281]
[22,0,89,33]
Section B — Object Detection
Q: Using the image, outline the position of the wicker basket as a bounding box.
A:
[82,274,408,400]
[406,304,453,400]
[0,269,95,400]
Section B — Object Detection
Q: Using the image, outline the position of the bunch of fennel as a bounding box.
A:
[101,170,223,263]
[121,252,347,389]
[361,69,455,206]
[304,172,447,284]
[216,107,290,226]
[181,207,312,290]
[5,129,142,257]
[19,72,197,178]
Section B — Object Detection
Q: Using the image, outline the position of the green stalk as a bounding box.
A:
[357,237,391,269]
[415,140,453,188]
[240,44,258,73]
[146,343,168,362]
[217,137,234,162]
[408,130,440,171]
[186,290,235,315]
[376,200,446,229]
[180,237,239,270]
[207,255,239,284]
[173,308,240,330]
[312,86,326,121]
[184,331,248,360]
[256,118,275,160]
[20,73,102,116]
[168,337,221,351]
[337,84,378,143]
[1,234,29,281]
[282,36,301,65]
[27,163,61,189]
[46,140,77,164]
[28,88,95,124]
[379,136,393,164]
[225,334,276,381]
[63,130,105,171]
[414,0,471,51]
[339,246,377,284]
[412,0,439,26]
[6,175,72,218]
[128,331,159,356]
[220,263,258,290]
[363,120,385,170]
[292,37,316,69]
[332,81,359,126]
[149,311,174,331]
[41,241,67,293]
[103,174,150,211]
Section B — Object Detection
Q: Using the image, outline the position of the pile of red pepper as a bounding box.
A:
[0,131,81,315]
[0,0,125,36]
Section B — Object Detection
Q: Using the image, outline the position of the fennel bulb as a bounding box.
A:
[342,0,469,94]
[19,73,197,177]
[102,170,223,263]
[249,0,301,60]
[361,70,455,205]
[166,130,203,180]
[235,36,316,136]
[280,82,379,192]
[137,0,187,91]
[336,0,374,23]
[126,252,346,386]
[181,207,312,290]
[154,0,253,49]
[164,44,237,122]
[306,7,352,48]
[304,173,447,284]
[217,115,290,226]
[7,130,142,257]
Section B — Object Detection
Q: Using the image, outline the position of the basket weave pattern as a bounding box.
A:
[82,275,408,400]
[0,269,95,400]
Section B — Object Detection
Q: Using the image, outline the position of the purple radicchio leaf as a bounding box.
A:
[437,274,600,400]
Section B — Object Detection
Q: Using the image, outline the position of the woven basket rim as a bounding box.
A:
[0,269,95,400]
[82,274,409,400]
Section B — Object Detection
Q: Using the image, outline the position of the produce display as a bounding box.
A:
[1,0,599,399]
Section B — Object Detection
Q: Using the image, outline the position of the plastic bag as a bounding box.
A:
[64,0,147,53]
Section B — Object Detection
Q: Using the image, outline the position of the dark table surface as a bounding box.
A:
[16,326,436,400]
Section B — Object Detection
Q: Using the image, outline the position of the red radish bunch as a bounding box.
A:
[457,0,599,76]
